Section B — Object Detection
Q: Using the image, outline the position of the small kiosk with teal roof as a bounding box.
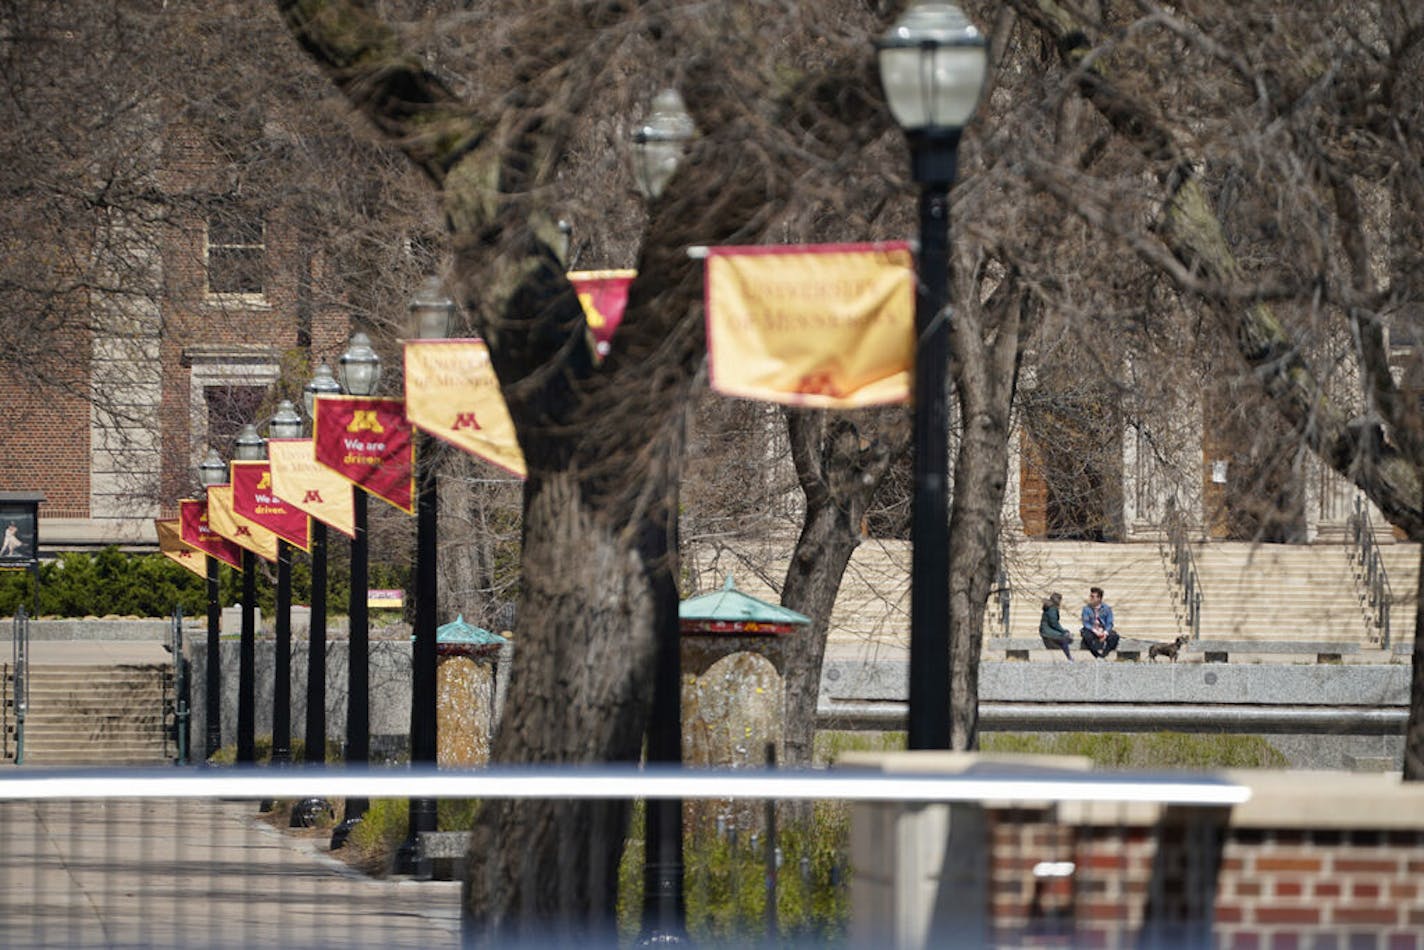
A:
[678,575,809,772]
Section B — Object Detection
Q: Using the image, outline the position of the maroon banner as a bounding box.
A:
[570,269,634,359]
[231,460,311,551]
[178,499,241,569]
[313,395,416,513]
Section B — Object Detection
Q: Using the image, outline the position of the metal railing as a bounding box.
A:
[994,559,1012,636]
[170,606,189,765]
[1164,505,1202,640]
[10,607,27,765]
[1348,495,1392,648]
[0,764,1249,948]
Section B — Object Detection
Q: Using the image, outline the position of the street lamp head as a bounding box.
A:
[268,399,303,440]
[876,2,988,136]
[631,88,696,200]
[197,448,228,488]
[408,276,456,340]
[303,363,343,420]
[339,332,382,397]
[233,422,267,462]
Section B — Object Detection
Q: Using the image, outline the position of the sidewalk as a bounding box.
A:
[0,796,461,947]
[0,639,170,665]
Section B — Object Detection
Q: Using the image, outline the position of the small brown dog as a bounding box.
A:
[1148,635,1189,662]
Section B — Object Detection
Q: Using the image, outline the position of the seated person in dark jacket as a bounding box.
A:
[1039,592,1074,661]
[1080,586,1120,658]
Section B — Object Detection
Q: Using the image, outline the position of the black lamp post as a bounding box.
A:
[876,1,987,750]
[302,364,343,769]
[197,447,228,760]
[267,400,304,768]
[232,422,267,765]
[333,332,381,847]
[396,276,456,876]
[631,87,695,940]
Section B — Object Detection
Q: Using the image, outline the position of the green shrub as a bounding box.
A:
[0,545,413,620]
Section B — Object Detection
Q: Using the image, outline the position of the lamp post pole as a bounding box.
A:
[233,423,267,765]
[631,89,695,940]
[303,365,342,768]
[268,400,304,768]
[198,448,228,761]
[876,1,988,750]
[333,333,381,848]
[396,277,456,875]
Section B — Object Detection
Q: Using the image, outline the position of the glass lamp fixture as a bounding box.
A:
[409,276,456,340]
[303,363,343,420]
[631,88,696,199]
[268,399,303,440]
[875,2,988,133]
[339,332,382,397]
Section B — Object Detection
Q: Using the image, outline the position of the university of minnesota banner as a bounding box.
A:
[177,499,241,569]
[403,339,527,478]
[231,460,311,551]
[155,519,205,579]
[313,395,416,513]
[703,242,914,408]
[266,438,355,538]
[206,484,279,563]
[569,269,635,358]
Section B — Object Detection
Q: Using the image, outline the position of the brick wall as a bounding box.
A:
[986,793,1424,947]
[0,323,91,517]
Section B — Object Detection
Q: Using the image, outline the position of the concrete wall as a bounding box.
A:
[820,659,1410,771]
[186,639,415,759]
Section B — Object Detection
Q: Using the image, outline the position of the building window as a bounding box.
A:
[205,210,265,297]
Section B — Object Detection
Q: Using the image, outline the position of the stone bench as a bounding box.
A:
[1189,640,1362,664]
[985,637,1366,664]
[415,830,471,881]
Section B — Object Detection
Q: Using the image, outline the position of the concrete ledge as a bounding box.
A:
[823,659,1410,707]
[1223,769,1424,828]
[416,831,471,881]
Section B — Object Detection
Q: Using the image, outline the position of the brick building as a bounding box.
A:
[0,124,353,552]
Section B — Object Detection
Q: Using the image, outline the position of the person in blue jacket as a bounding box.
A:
[1080,586,1120,658]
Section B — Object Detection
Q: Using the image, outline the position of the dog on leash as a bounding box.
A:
[1148,635,1189,662]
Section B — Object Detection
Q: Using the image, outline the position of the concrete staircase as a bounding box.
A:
[1000,541,1180,643]
[1189,543,1380,644]
[8,663,173,766]
[691,537,1419,660]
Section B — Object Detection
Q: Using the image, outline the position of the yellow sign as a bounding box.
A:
[404,339,526,477]
[705,243,914,408]
[155,519,205,579]
[206,484,279,563]
[267,439,356,538]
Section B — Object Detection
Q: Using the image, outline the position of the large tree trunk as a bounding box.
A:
[947,276,1026,750]
[464,469,672,941]
[779,411,902,773]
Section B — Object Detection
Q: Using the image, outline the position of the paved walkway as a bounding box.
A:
[1,639,171,665]
[0,797,461,948]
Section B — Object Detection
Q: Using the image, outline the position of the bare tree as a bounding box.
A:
[1004,0,1424,775]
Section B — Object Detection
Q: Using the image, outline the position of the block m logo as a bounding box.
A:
[452,412,482,431]
[347,410,385,434]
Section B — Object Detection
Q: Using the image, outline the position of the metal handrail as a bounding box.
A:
[1164,506,1202,640]
[12,607,27,765]
[1348,496,1392,649]
[172,606,189,765]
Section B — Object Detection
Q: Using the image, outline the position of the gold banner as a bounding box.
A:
[156,519,205,579]
[403,339,527,477]
[704,242,914,408]
[267,438,356,538]
[206,484,279,563]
